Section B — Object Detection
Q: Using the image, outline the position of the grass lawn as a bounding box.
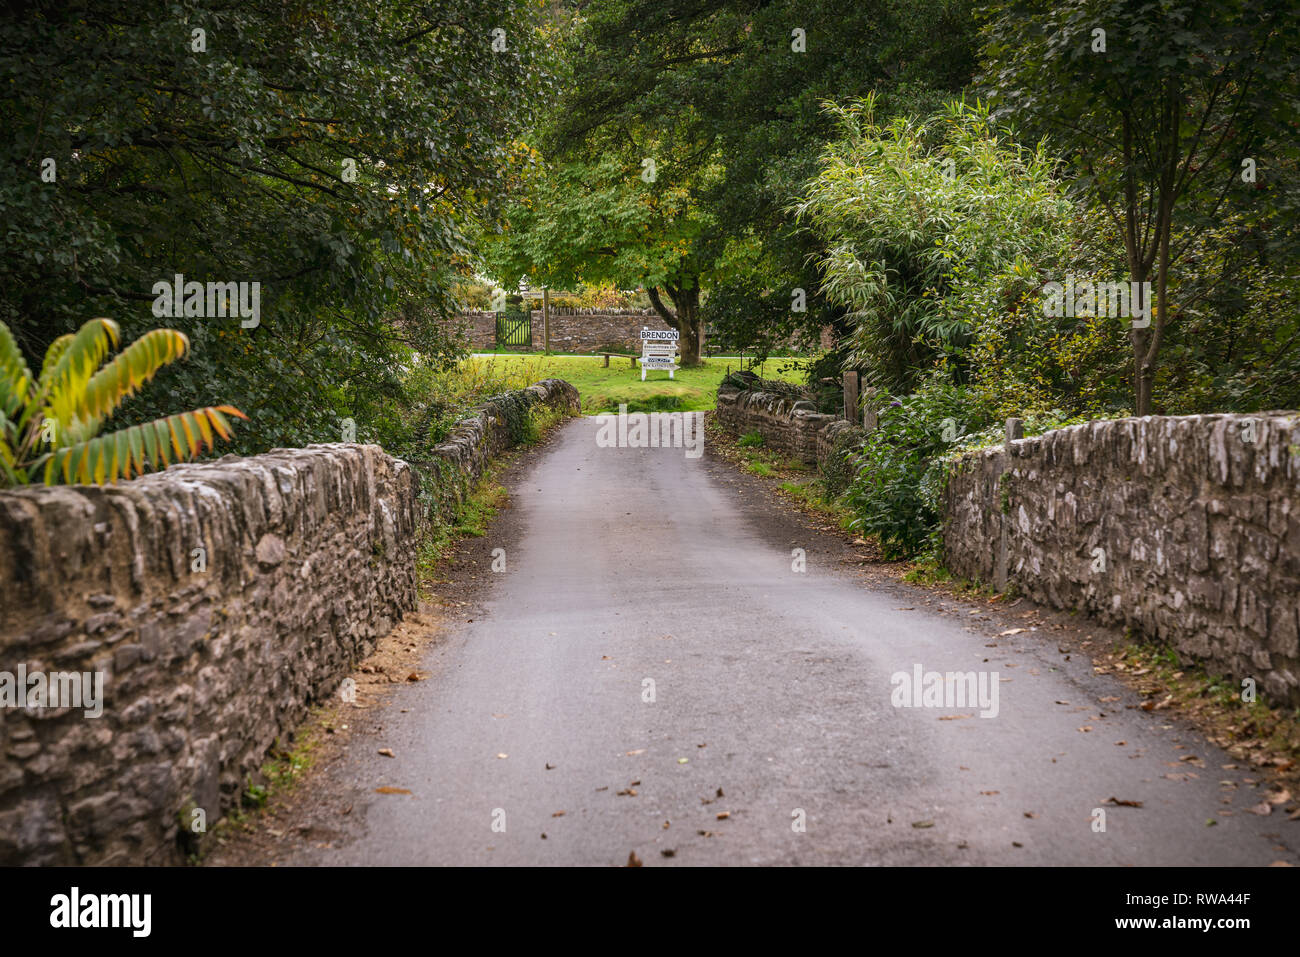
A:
[464,354,810,414]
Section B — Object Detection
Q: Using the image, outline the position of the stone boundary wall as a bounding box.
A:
[463,310,672,353]
[0,379,578,865]
[714,377,839,465]
[942,413,1300,705]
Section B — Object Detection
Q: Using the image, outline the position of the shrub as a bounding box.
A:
[840,376,981,559]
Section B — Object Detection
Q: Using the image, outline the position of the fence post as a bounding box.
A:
[862,386,877,431]
[542,288,551,352]
[994,417,1024,592]
[843,371,860,425]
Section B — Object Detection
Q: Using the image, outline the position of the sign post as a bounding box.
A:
[639,327,679,381]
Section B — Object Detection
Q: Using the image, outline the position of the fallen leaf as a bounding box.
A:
[551,810,565,817]
[1012,841,1023,848]
[625,749,645,756]
[1267,789,1292,805]
[1269,861,1294,867]
[1023,812,1037,818]
[716,811,730,820]
[980,790,1000,796]
[661,849,676,858]
[1248,802,1273,816]
[939,714,974,721]
[626,851,642,867]
[1077,726,1093,733]
[716,787,725,798]
[998,628,1026,636]
[912,820,935,829]
[545,763,556,770]
[1107,797,1144,808]
[677,758,689,764]
[496,753,508,759]
[378,748,395,758]
[374,786,410,795]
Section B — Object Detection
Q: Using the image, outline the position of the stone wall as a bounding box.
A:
[463,309,673,353]
[715,376,839,465]
[0,378,578,865]
[942,413,1300,706]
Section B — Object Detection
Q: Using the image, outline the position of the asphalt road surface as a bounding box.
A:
[268,413,1297,866]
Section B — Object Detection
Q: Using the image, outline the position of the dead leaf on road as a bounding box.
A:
[1107,797,1144,808]
[716,811,730,820]
[626,851,642,867]
[912,821,935,829]
[378,748,395,758]
[374,786,410,795]
[1248,802,1273,816]
[998,628,1026,636]
[939,714,974,721]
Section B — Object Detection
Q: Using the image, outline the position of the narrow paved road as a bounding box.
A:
[274,414,1297,866]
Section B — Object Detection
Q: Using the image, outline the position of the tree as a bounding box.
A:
[486,147,717,364]
[544,0,979,359]
[0,0,550,450]
[980,0,1300,414]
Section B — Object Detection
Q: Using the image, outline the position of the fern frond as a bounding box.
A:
[79,328,189,425]
[0,321,34,420]
[45,405,246,484]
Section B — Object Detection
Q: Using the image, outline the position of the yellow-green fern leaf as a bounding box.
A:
[79,328,189,426]
[0,321,34,420]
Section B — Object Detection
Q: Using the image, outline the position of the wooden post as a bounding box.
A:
[603,354,609,368]
[995,417,1024,592]
[542,287,551,353]
[843,371,860,425]
[862,386,878,431]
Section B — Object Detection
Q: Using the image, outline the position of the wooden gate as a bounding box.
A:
[495,312,532,349]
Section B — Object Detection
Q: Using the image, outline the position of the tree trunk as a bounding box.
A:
[647,282,704,366]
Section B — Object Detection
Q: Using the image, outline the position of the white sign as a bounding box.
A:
[640,327,679,379]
